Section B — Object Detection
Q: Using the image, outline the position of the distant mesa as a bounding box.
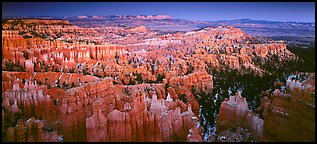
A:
[62,15,174,20]
[91,16,103,19]
[78,16,88,19]
[134,15,173,20]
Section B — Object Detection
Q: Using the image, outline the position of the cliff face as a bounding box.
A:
[215,92,263,141]
[1,71,101,93]
[167,70,213,93]
[59,78,201,142]
[86,98,195,142]
[259,74,315,142]
[214,73,315,142]
[2,19,98,40]
[5,117,59,142]
[2,81,56,122]
[2,32,124,65]
[2,80,60,142]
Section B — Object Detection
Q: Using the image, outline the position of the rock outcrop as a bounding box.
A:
[259,74,315,142]
[82,82,200,142]
[167,70,213,93]
[2,82,55,124]
[216,92,263,140]
[215,73,315,142]
[4,117,58,142]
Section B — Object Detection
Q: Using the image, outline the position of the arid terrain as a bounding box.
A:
[2,16,315,142]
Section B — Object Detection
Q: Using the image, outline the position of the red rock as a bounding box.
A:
[3,19,300,142]
[216,92,263,140]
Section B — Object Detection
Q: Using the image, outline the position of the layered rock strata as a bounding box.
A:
[215,73,315,142]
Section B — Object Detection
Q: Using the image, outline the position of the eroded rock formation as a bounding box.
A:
[214,73,315,142]
[2,18,301,142]
[259,74,315,141]
[59,77,201,142]
[5,117,58,142]
[215,92,263,141]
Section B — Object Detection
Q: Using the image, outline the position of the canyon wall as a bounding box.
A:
[215,73,315,142]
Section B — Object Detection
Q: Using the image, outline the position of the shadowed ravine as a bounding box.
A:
[195,48,314,141]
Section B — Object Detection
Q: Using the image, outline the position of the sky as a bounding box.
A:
[2,2,315,22]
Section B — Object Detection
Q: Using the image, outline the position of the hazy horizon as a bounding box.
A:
[2,15,316,24]
[2,2,315,23]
